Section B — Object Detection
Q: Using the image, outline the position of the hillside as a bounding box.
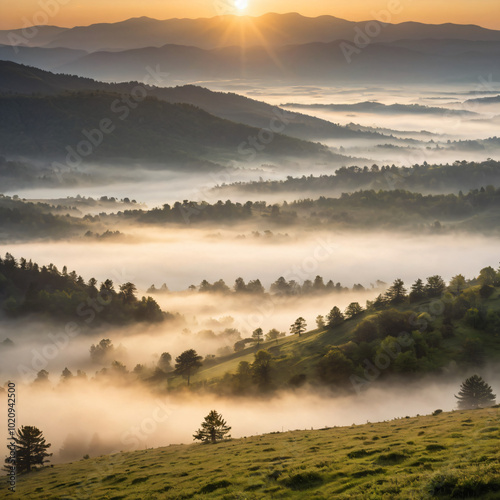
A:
[166,273,500,395]
[0,61,386,142]
[211,160,500,195]
[107,185,500,234]
[0,92,337,165]
[0,254,166,325]
[0,44,88,72]
[13,407,500,499]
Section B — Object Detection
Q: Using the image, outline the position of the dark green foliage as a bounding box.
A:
[251,350,274,389]
[477,266,499,286]
[326,306,345,328]
[317,349,355,384]
[425,275,446,298]
[193,410,231,444]
[199,480,232,493]
[460,339,486,365]
[377,309,412,337]
[4,426,52,474]
[376,452,407,464]
[282,471,323,490]
[0,254,165,325]
[218,160,500,194]
[351,467,386,478]
[0,195,83,239]
[0,92,331,164]
[410,278,426,303]
[347,449,372,459]
[174,349,203,386]
[479,284,495,298]
[385,279,407,304]
[427,470,500,497]
[352,319,379,343]
[131,477,149,484]
[455,375,496,409]
[345,302,363,319]
[426,444,446,451]
[290,317,307,336]
[464,308,487,329]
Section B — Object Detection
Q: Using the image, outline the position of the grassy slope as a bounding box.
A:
[14,407,500,499]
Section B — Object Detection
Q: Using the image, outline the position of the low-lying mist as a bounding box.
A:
[5,228,500,293]
[1,374,498,464]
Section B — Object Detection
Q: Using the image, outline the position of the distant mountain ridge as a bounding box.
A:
[1,13,499,52]
[52,39,500,85]
[282,101,478,116]
[1,14,499,85]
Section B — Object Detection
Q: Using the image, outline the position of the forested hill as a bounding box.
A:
[0,61,382,143]
[111,185,500,233]
[212,160,500,195]
[0,254,166,325]
[0,92,335,165]
[187,267,500,396]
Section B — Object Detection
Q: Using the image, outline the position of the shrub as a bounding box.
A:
[282,471,323,490]
[199,480,232,494]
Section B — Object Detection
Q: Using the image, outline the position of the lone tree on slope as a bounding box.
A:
[290,317,307,336]
[4,426,52,473]
[174,349,203,386]
[252,328,263,347]
[193,410,231,444]
[455,374,496,409]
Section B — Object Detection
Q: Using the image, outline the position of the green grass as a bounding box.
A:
[13,407,500,499]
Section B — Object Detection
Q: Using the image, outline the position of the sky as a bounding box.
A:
[0,0,499,30]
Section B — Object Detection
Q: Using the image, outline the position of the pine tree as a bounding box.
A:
[425,275,446,298]
[4,426,52,473]
[455,374,496,409]
[290,317,307,336]
[385,278,407,304]
[252,328,263,347]
[193,410,231,444]
[174,349,203,386]
[326,306,344,327]
[344,302,363,319]
[409,278,426,303]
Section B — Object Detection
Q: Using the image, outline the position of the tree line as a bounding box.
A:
[148,275,375,296]
[213,159,500,195]
[0,253,165,324]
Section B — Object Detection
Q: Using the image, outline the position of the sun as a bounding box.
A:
[234,0,248,11]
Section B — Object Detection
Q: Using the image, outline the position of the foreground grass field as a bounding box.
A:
[13,406,500,499]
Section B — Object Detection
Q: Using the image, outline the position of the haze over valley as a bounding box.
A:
[1,4,500,498]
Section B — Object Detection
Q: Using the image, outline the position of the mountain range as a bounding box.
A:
[0,14,499,84]
[2,13,500,51]
[1,39,498,86]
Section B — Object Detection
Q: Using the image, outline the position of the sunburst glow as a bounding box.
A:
[234,0,248,11]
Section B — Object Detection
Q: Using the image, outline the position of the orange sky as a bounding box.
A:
[1,0,499,30]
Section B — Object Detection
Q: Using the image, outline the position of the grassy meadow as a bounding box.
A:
[12,406,500,499]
